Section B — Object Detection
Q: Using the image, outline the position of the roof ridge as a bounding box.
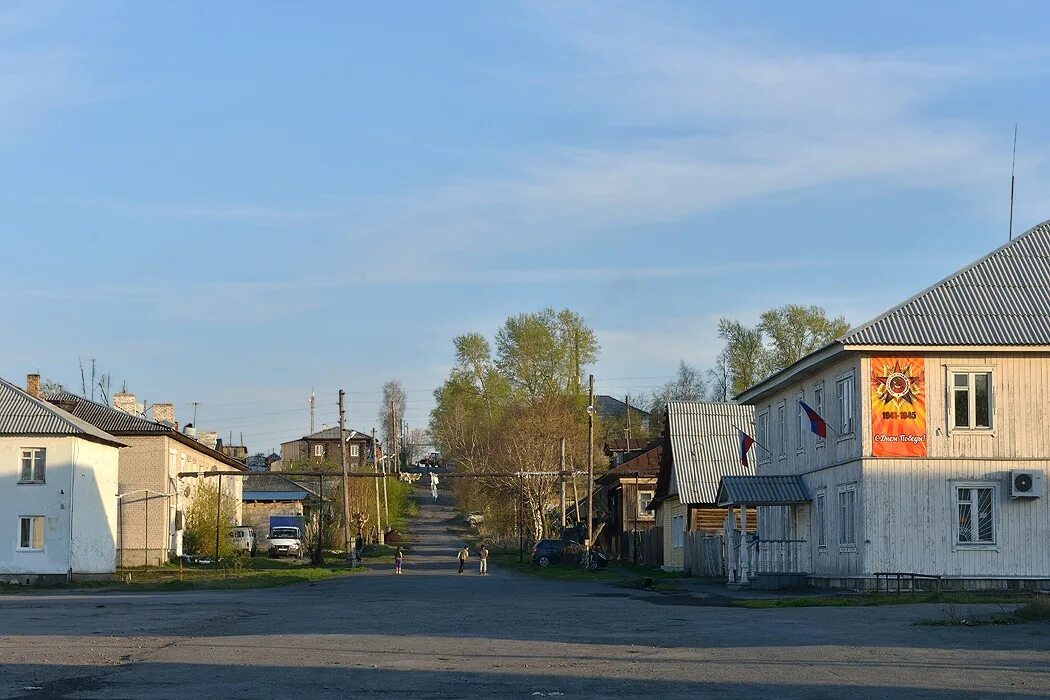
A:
[841,218,1050,345]
[0,377,125,445]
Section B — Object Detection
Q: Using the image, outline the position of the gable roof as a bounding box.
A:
[594,395,651,421]
[659,401,755,506]
[284,426,374,444]
[243,473,318,501]
[0,379,126,447]
[597,443,662,486]
[843,219,1050,346]
[43,390,248,470]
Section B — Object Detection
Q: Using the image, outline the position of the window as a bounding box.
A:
[815,490,827,549]
[638,490,654,516]
[837,485,856,551]
[796,393,806,453]
[950,370,993,431]
[956,484,996,546]
[777,402,786,458]
[19,448,45,483]
[756,411,769,464]
[18,516,45,550]
[813,384,826,447]
[836,374,855,435]
[671,514,685,548]
[314,444,324,457]
[350,444,360,458]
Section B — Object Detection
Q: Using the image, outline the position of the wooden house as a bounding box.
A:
[724,218,1050,590]
[595,442,661,560]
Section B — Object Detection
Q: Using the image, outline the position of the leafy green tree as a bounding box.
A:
[648,361,709,430]
[759,304,849,371]
[183,481,238,559]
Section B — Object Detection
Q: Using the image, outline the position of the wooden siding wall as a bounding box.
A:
[620,479,657,528]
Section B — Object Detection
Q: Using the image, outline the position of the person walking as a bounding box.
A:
[478,544,489,575]
[457,545,469,574]
[394,547,404,575]
[430,471,440,500]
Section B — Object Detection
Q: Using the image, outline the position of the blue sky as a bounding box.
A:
[3,1,1050,451]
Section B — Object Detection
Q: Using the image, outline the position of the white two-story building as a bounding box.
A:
[723,219,1050,590]
[0,375,124,583]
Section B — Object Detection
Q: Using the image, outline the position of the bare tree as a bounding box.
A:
[379,379,406,452]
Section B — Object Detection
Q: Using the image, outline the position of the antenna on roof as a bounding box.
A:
[1009,123,1018,241]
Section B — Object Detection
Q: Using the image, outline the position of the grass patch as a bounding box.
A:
[490,553,680,587]
[735,591,1035,610]
[0,555,365,594]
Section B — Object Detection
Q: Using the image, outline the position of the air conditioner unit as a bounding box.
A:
[1010,470,1044,498]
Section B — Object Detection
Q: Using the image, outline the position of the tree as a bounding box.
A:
[405,427,431,464]
[379,379,407,462]
[648,361,708,416]
[495,307,598,398]
[716,319,767,398]
[759,304,849,370]
[183,481,238,559]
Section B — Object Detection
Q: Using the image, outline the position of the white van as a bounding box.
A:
[229,526,257,556]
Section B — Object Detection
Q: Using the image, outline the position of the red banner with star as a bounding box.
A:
[871,357,927,457]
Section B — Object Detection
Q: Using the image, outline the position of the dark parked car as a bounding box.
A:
[531,539,609,570]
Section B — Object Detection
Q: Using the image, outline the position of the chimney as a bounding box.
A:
[197,430,218,451]
[113,391,138,415]
[152,403,177,428]
[26,374,41,399]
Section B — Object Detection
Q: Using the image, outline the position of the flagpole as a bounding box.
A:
[733,424,773,458]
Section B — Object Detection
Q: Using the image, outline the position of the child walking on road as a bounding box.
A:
[394,547,404,575]
[457,546,469,574]
[478,544,489,575]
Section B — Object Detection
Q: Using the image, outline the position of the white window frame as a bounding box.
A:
[815,489,827,551]
[349,444,360,458]
[637,490,655,519]
[946,366,995,435]
[777,401,787,459]
[19,448,46,483]
[795,392,806,454]
[756,410,770,465]
[671,514,685,548]
[952,480,998,550]
[835,371,856,440]
[837,483,857,553]
[813,381,826,449]
[17,516,45,551]
[314,444,325,457]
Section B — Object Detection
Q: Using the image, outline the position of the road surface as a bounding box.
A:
[1,487,1048,698]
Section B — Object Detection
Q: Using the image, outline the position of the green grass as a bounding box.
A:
[733,591,1035,609]
[490,552,682,587]
[0,555,365,594]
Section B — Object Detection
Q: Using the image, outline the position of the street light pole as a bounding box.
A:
[587,374,594,552]
[339,389,352,565]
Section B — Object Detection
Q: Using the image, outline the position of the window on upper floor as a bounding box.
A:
[18,516,45,551]
[955,483,996,546]
[777,403,786,458]
[756,411,769,464]
[949,370,993,431]
[796,393,806,453]
[637,490,654,517]
[19,448,45,483]
[314,444,325,457]
[813,383,826,448]
[836,374,855,436]
[350,444,360,457]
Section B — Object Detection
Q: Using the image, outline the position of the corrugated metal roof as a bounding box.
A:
[597,444,662,485]
[843,218,1050,346]
[243,474,318,496]
[667,402,755,505]
[285,427,373,443]
[716,475,810,506]
[43,390,168,434]
[0,378,126,446]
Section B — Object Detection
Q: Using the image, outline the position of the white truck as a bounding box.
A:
[267,516,305,559]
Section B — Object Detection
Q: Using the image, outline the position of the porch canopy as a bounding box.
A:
[716,475,811,507]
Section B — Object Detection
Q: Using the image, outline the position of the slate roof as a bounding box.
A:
[0,378,126,447]
[44,390,168,434]
[597,444,662,486]
[594,395,651,421]
[843,218,1050,346]
[243,474,318,501]
[661,402,755,505]
[285,427,373,443]
[716,475,810,507]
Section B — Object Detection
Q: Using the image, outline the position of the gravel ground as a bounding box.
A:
[0,488,1048,699]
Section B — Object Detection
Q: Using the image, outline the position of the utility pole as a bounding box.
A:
[560,437,566,529]
[624,394,632,451]
[310,388,316,435]
[372,428,384,545]
[389,400,399,474]
[338,390,352,565]
[587,374,594,551]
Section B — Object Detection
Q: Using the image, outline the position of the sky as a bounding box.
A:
[3,1,1050,452]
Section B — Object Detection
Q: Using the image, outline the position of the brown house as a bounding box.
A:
[596,442,661,561]
[280,427,373,469]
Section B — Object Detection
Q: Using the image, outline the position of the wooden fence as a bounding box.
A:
[639,526,663,569]
[683,531,724,577]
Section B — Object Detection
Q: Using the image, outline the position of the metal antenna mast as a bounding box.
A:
[1010,123,1018,241]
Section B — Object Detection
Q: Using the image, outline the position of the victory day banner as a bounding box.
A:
[870,357,927,457]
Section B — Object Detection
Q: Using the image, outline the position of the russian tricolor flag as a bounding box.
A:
[739,430,756,467]
[800,401,828,439]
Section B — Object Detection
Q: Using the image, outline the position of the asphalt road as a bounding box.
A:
[1,488,1048,699]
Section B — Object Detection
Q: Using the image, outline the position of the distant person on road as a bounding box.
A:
[479,544,489,575]
[457,546,469,574]
[430,471,440,500]
[394,547,404,575]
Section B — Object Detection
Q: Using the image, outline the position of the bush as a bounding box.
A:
[184,481,237,558]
